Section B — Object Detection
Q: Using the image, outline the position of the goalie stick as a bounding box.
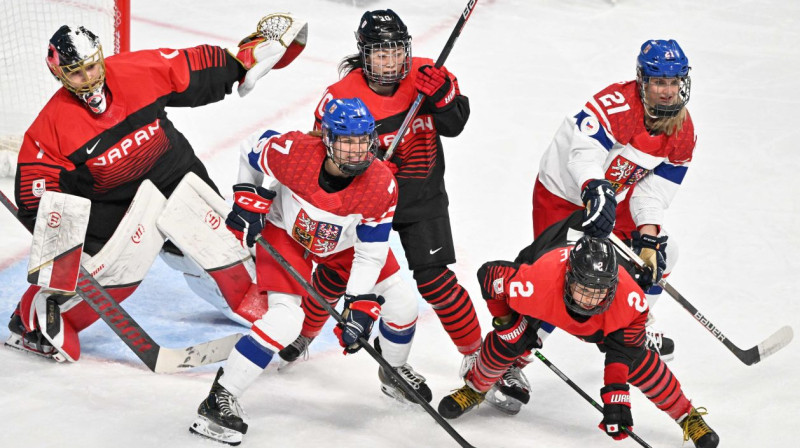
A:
[381,0,479,161]
[534,351,653,448]
[0,189,242,373]
[254,235,475,448]
[608,232,793,366]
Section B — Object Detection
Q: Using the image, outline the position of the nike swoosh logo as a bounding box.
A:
[86,139,101,155]
[160,50,179,59]
[429,247,443,255]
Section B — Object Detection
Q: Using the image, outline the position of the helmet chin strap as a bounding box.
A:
[79,84,107,114]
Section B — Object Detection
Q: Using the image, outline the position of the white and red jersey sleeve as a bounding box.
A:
[239,130,398,295]
[537,80,696,228]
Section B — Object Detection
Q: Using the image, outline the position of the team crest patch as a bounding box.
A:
[605,155,650,191]
[291,209,342,254]
[32,179,46,197]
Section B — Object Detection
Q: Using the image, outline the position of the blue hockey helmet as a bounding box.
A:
[636,39,691,118]
[321,98,379,176]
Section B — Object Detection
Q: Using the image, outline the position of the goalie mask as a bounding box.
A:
[356,9,412,86]
[46,25,108,114]
[636,39,691,118]
[321,98,378,177]
[563,237,619,316]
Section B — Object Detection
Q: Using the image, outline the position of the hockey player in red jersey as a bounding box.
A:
[438,236,720,448]
[499,39,696,412]
[279,8,481,377]
[189,98,431,445]
[6,18,307,361]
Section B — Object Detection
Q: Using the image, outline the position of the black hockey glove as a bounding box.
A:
[334,294,385,354]
[226,183,276,247]
[415,65,456,110]
[599,383,633,440]
[492,313,542,356]
[631,231,667,290]
[580,179,617,238]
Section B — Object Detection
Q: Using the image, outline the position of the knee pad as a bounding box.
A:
[251,292,304,351]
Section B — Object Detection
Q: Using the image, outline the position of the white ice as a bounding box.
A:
[1,0,799,447]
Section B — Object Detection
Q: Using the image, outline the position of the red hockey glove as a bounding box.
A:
[334,294,385,354]
[415,65,456,110]
[599,384,633,440]
[580,179,617,238]
[226,183,276,247]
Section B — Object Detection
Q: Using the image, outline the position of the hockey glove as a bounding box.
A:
[234,13,308,97]
[226,183,276,247]
[580,179,617,238]
[599,383,633,440]
[631,231,668,290]
[492,313,542,355]
[334,294,385,355]
[415,65,456,110]
[477,260,521,317]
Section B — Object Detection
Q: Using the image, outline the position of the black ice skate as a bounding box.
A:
[438,383,486,419]
[277,335,313,370]
[190,368,248,446]
[484,365,531,415]
[4,312,55,359]
[374,338,432,403]
[646,327,675,361]
[678,407,719,448]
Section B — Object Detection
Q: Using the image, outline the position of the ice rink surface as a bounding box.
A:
[1,0,799,447]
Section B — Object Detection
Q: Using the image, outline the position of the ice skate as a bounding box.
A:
[378,362,433,404]
[190,368,248,446]
[459,349,479,377]
[277,334,313,370]
[4,313,55,359]
[678,407,719,448]
[485,365,531,415]
[438,383,486,419]
[645,327,675,362]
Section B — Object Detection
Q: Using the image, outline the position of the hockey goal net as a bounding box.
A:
[0,0,130,177]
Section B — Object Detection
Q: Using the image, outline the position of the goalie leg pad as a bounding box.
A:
[373,272,418,367]
[157,173,257,324]
[33,292,79,362]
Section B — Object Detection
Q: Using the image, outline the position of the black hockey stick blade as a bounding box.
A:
[534,351,653,448]
[255,235,476,448]
[1,189,242,373]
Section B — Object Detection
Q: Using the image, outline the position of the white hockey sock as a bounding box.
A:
[218,336,274,397]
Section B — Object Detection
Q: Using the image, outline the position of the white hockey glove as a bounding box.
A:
[234,13,308,97]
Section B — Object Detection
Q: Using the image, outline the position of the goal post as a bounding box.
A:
[0,0,130,177]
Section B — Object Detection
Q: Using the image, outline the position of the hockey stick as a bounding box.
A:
[533,351,653,448]
[381,0,479,161]
[254,235,475,448]
[0,189,242,373]
[608,233,793,365]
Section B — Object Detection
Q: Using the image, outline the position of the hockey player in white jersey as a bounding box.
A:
[189,98,430,445]
[487,39,696,415]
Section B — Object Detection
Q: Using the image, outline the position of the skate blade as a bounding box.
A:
[4,336,55,360]
[189,415,243,446]
[485,388,523,415]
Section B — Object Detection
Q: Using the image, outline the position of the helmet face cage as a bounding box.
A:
[356,9,412,85]
[47,25,106,95]
[636,39,691,118]
[322,98,379,176]
[563,237,619,316]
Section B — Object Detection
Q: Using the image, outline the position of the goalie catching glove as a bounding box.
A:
[334,294,385,354]
[226,183,276,247]
[234,13,308,97]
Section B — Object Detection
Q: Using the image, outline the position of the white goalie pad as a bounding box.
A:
[157,173,257,325]
[82,180,167,287]
[27,191,91,292]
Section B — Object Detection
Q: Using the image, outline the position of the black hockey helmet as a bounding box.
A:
[355,9,412,85]
[563,237,619,316]
[46,25,105,94]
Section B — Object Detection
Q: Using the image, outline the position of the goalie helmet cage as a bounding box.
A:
[0,0,131,177]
